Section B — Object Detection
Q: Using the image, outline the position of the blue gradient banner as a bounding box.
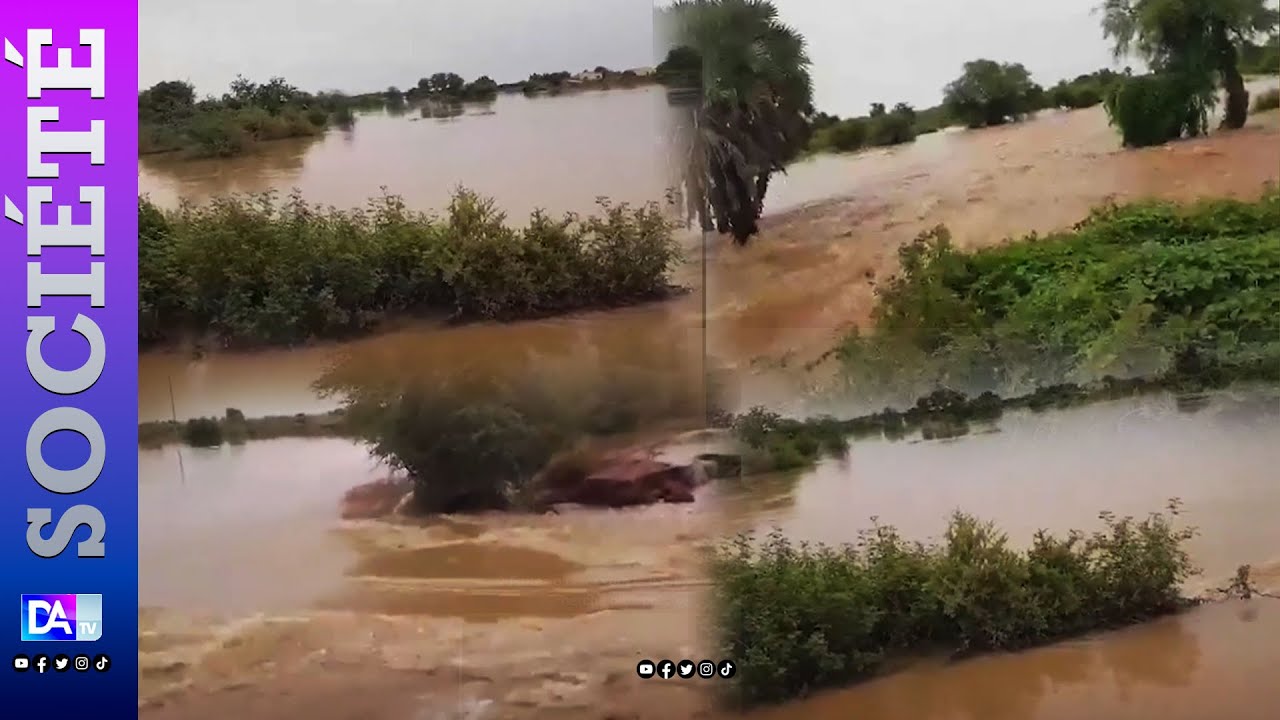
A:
[0,2,138,715]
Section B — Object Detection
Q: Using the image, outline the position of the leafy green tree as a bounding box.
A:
[1098,0,1279,129]
[943,59,1040,128]
[138,80,196,122]
[427,72,467,97]
[462,75,499,100]
[663,0,814,244]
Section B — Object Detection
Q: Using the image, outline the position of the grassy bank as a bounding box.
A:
[710,501,1198,707]
[832,190,1280,407]
[139,189,681,348]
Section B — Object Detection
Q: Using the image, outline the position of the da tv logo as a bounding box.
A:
[20,594,102,642]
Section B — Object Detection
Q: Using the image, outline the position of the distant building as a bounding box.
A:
[631,66,656,76]
[574,70,604,82]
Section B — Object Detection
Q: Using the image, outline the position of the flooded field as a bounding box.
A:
[138,437,719,718]
[719,388,1280,720]
[139,82,1280,421]
[139,87,679,220]
[137,75,1280,719]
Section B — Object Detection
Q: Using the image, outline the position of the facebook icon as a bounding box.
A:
[20,594,103,642]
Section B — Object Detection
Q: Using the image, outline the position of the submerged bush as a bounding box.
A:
[1104,72,1215,148]
[182,417,223,447]
[711,501,1197,707]
[138,189,680,346]
[326,338,713,513]
[834,191,1280,405]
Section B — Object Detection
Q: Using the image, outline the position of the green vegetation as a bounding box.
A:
[322,353,710,513]
[1239,32,1280,75]
[408,72,500,102]
[710,501,1197,707]
[729,407,851,473]
[1253,87,1280,112]
[138,189,681,348]
[1047,69,1125,109]
[943,59,1041,128]
[1099,0,1278,134]
[140,408,351,448]
[833,191,1280,407]
[661,0,814,244]
[138,76,359,158]
[807,102,920,154]
[1105,71,1216,146]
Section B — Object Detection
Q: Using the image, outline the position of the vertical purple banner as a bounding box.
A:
[0,1,138,715]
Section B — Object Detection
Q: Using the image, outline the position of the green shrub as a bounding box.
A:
[183,111,250,158]
[833,192,1280,405]
[943,59,1039,128]
[711,502,1197,707]
[1252,88,1280,113]
[138,189,680,347]
[182,417,223,447]
[343,354,712,512]
[1103,72,1215,148]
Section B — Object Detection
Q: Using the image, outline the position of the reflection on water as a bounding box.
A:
[139,438,368,614]
[723,389,1280,590]
[748,602,1280,720]
[139,87,679,219]
[725,388,1280,720]
[140,302,709,422]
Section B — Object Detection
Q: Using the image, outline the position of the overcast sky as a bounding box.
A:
[140,0,658,95]
[142,0,1131,112]
[770,0,1130,116]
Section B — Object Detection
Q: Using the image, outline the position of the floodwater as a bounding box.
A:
[719,388,1280,720]
[139,436,719,718]
[138,81,1280,422]
[139,87,679,220]
[137,80,1280,718]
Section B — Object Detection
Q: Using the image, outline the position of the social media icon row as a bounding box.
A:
[636,658,735,680]
[13,653,110,673]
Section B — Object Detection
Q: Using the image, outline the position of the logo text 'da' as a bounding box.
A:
[19,594,102,642]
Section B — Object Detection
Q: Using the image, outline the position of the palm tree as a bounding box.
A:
[659,0,814,245]
[1098,0,1279,129]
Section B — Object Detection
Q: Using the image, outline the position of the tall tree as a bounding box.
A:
[661,0,814,245]
[1098,0,1279,129]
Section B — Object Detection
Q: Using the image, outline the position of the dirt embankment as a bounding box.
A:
[708,104,1280,378]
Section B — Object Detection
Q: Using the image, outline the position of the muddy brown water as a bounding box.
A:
[138,81,1280,422]
[139,84,1280,718]
[719,388,1280,720]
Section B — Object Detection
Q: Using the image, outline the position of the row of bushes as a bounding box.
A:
[805,66,1128,157]
[711,501,1198,706]
[833,190,1280,408]
[808,103,920,154]
[139,77,358,158]
[139,189,682,347]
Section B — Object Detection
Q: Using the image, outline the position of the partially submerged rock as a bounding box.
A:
[340,477,412,520]
[533,445,716,508]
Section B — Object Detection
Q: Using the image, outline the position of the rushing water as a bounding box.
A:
[714,389,1280,720]
[136,81,1280,717]
[139,82,1280,423]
